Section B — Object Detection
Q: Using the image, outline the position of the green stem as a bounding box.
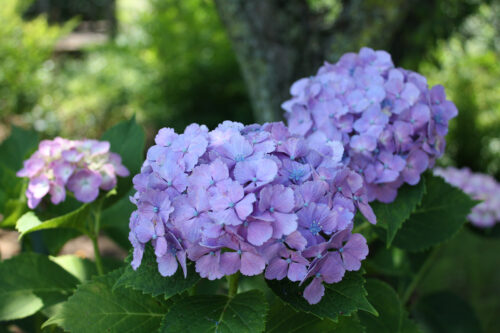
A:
[402,246,441,304]
[91,235,104,275]
[227,272,240,298]
[90,199,104,275]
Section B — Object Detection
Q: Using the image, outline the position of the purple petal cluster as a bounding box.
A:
[434,167,500,228]
[129,121,375,304]
[17,137,129,208]
[282,47,458,203]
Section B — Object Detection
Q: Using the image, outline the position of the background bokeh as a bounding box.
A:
[0,1,499,332]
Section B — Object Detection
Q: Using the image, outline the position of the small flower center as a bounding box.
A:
[309,220,322,235]
[269,207,275,213]
[153,206,159,213]
[286,258,292,264]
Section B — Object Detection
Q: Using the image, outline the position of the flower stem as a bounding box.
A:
[90,199,104,275]
[402,246,441,304]
[227,272,240,298]
[91,235,104,275]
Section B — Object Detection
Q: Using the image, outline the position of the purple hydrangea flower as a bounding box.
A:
[283,47,458,203]
[129,120,374,304]
[434,167,500,228]
[17,137,129,208]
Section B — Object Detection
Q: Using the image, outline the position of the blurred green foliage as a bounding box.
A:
[22,0,253,140]
[0,0,72,122]
[421,3,500,178]
[141,0,253,132]
[0,0,498,174]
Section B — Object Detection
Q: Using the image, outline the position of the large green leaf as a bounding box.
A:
[365,245,412,277]
[42,228,82,255]
[101,117,145,206]
[16,204,91,238]
[373,180,426,246]
[418,228,500,333]
[0,253,79,321]
[392,175,476,251]
[101,189,136,249]
[114,244,200,298]
[412,292,481,333]
[267,271,377,322]
[265,300,365,333]
[101,116,145,176]
[358,279,419,333]
[0,126,39,171]
[43,269,169,333]
[0,164,27,227]
[0,121,40,228]
[50,255,98,283]
[160,290,268,333]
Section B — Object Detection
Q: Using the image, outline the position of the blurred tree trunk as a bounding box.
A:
[214,0,481,123]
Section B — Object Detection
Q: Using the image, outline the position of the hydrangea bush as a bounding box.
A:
[283,47,458,203]
[0,49,497,333]
[434,167,500,228]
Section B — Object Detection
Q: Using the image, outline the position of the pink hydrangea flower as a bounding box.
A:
[17,137,129,208]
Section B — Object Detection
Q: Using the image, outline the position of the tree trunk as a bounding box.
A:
[215,0,414,123]
[214,0,322,123]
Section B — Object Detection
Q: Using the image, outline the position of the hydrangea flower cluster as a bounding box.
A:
[282,47,458,203]
[17,137,129,208]
[434,167,500,228]
[129,121,376,304]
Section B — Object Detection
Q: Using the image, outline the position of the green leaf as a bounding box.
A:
[417,228,500,332]
[43,269,169,333]
[373,180,426,246]
[412,291,481,333]
[0,253,79,321]
[50,255,98,283]
[0,164,27,227]
[265,300,364,333]
[42,228,82,255]
[101,116,145,176]
[101,117,145,205]
[365,246,412,277]
[358,279,419,333]
[160,290,268,333]
[101,189,136,249]
[114,244,200,298]
[16,204,91,238]
[267,271,377,322]
[392,175,476,251]
[0,126,39,171]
